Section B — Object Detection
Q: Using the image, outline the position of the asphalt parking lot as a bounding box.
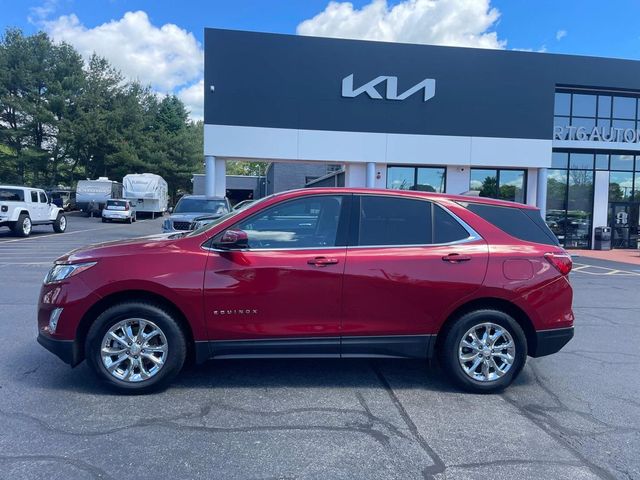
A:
[0,216,638,480]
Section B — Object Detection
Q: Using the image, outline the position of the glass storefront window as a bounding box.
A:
[612,96,636,119]
[595,154,609,170]
[572,94,596,117]
[552,152,569,168]
[569,153,594,170]
[416,167,445,192]
[554,93,571,116]
[609,171,634,202]
[610,155,634,171]
[566,170,594,248]
[597,96,612,118]
[469,169,497,197]
[498,170,525,203]
[386,166,445,193]
[469,168,526,203]
[387,166,415,190]
[546,169,568,245]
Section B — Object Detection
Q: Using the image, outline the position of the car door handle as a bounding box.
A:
[307,256,339,267]
[442,253,471,263]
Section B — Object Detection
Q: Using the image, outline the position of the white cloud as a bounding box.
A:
[177,79,204,122]
[44,11,203,93]
[28,0,59,24]
[556,29,567,41]
[297,0,505,49]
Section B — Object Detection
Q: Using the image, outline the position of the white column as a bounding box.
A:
[344,164,367,187]
[215,158,226,197]
[592,170,610,248]
[366,162,376,188]
[445,166,471,195]
[204,156,227,197]
[205,156,216,197]
[536,168,548,218]
[526,168,538,206]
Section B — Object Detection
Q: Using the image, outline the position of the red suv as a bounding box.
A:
[37,188,574,393]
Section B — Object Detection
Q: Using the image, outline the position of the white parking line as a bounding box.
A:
[0,219,152,245]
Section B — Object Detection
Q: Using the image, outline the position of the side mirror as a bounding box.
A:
[168,207,173,213]
[215,229,249,250]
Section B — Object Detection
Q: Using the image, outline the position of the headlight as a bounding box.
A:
[44,262,97,285]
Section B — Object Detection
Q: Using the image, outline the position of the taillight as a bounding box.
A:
[125,203,129,211]
[544,252,572,275]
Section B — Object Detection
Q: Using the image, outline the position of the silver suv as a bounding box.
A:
[162,195,230,232]
[0,186,67,237]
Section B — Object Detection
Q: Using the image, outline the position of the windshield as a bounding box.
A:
[174,198,228,215]
[106,200,127,209]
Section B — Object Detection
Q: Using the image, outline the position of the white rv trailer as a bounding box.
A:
[76,177,123,214]
[123,173,168,218]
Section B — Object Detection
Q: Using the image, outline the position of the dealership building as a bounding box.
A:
[203,28,640,249]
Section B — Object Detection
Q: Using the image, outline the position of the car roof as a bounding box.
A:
[179,195,227,200]
[0,185,42,191]
[275,187,538,210]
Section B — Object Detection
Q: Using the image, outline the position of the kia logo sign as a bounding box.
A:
[341,74,436,102]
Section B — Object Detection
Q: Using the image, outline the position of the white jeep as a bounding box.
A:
[0,185,67,237]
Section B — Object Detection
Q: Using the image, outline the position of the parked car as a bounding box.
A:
[37,188,573,394]
[0,185,67,237]
[162,195,231,232]
[102,199,137,224]
[48,189,77,211]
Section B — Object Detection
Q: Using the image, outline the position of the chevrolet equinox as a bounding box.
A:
[37,188,574,393]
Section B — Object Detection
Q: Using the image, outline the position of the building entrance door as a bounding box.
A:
[609,202,640,249]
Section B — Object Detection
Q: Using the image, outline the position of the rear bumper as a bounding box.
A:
[37,333,78,366]
[530,327,574,357]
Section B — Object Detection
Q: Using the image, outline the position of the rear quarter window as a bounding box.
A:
[0,188,25,202]
[461,202,559,246]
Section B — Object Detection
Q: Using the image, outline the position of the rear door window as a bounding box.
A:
[461,202,559,245]
[357,196,432,246]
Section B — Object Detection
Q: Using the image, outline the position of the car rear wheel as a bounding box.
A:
[14,214,31,237]
[53,213,67,233]
[85,302,187,394]
[439,309,527,393]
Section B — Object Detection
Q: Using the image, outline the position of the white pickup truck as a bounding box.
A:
[0,185,67,237]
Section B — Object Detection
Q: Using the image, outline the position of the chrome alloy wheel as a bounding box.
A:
[458,322,515,382]
[23,217,32,235]
[100,318,168,382]
[59,215,66,231]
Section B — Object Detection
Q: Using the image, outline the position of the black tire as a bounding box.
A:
[439,309,527,394]
[14,213,31,237]
[127,216,133,224]
[53,213,66,233]
[85,302,187,394]
[132,214,137,222]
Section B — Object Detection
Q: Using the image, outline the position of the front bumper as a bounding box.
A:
[37,333,79,366]
[530,326,574,357]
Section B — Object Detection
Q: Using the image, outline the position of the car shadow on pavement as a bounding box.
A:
[14,349,469,395]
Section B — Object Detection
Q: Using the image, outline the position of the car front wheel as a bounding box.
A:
[439,309,527,393]
[85,302,187,394]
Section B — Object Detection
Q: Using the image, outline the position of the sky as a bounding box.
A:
[2,0,640,120]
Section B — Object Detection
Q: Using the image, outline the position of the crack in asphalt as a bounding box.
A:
[0,454,114,479]
[370,363,447,480]
[502,363,619,480]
